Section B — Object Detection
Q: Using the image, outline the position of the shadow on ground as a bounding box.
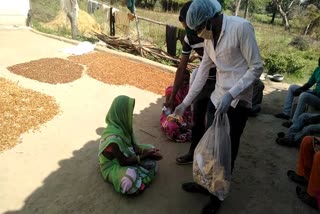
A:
[5,86,318,214]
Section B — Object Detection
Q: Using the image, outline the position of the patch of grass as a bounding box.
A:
[251,13,283,26]
[32,20,71,38]
[30,0,60,22]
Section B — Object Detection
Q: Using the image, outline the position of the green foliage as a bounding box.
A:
[289,36,310,51]
[30,0,60,22]
[251,13,283,25]
[32,20,70,37]
[264,53,304,76]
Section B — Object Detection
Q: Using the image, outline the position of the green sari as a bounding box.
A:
[98,95,156,194]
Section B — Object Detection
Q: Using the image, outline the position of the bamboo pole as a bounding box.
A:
[134,15,143,56]
[136,16,166,26]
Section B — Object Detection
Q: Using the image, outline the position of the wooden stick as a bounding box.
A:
[142,47,180,63]
[134,16,143,56]
[136,16,167,26]
[139,129,157,138]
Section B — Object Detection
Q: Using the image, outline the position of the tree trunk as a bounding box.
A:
[66,0,78,39]
[272,0,295,30]
[26,9,32,26]
[244,0,249,19]
[270,10,276,24]
[276,4,290,30]
[235,0,242,16]
[304,22,311,35]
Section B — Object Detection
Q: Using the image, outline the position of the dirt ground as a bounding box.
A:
[0,28,318,214]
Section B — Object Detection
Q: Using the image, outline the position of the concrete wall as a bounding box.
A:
[0,0,30,26]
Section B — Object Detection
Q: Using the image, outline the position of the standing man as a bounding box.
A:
[174,0,263,213]
[167,1,216,165]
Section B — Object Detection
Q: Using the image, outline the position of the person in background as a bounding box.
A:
[249,79,264,116]
[287,136,320,210]
[174,0,263,213]
[275,57,320,127]
[99,95,162,195]
[276,112,320,147]
[160,69,192,143]
[167,0,216,165]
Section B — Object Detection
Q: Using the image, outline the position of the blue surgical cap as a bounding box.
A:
[186,0,222,30]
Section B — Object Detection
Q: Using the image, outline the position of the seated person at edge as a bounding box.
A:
[275,57,320,128]
[287,136,320,210]
[276,112,320,147]
[161,69,193,143]
[99,95,162,194]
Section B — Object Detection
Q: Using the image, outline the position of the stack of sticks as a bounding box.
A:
[92,31,198,70]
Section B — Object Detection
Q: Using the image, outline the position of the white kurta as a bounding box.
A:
[183,14,263,109]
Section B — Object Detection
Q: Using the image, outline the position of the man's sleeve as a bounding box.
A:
[307,68,317,86]
[182,50,213,106]
[181,35,192,56]
[229,22,263,99]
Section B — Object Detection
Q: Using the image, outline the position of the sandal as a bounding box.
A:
[176,153,193,165]
[296,186,318,209]
[287,170,308,186]
[182,182,210,195]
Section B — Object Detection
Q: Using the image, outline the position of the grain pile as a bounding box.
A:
[7,58,84,84]
[69,52,174,95]
[0,78,59,152]
[45,10,101,37]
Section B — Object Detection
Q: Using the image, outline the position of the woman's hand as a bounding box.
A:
[143,148,159,156]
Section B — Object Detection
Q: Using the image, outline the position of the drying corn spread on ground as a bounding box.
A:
[7,58,84,84]
[69,52,174,95]
[0,78,59,151]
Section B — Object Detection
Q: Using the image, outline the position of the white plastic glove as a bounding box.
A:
[174,103,187,117]
[215,92,233,116]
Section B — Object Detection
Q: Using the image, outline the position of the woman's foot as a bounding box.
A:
[296,186,318,209]
[176,153,193,165]
[182,182,210,195]
[287,170,308,186]
[202,195,222,214]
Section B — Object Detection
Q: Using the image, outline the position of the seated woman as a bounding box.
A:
[160,69,192,143]
[99,95,162,194]
[287,136,320,210]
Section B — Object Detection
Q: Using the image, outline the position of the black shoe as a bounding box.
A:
[296,186,318,210]
[274,113,290,120]
[277,132,285,138]
[287,170,308,186]
[182,182,210,195]
[202,195,222,214]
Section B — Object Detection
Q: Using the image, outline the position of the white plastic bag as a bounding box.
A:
[193,113,231,200]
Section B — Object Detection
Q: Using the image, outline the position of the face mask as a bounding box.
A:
[197,27,213,40]
[197,19,213,40]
